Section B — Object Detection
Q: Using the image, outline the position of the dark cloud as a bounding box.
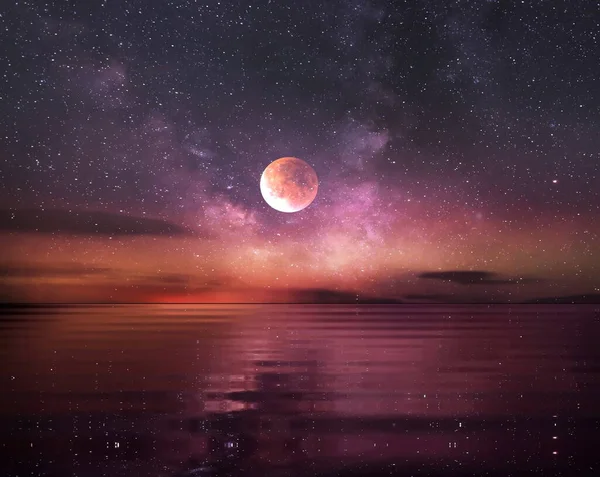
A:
[0,261,235,294]
[122,273,239,295]
[418,270,539,286]
[0,263,111,279]
[130,273,193,287]
[0,283,22,302]
[403,293,454,302]
[151,274,191,286]
[0,208,199,237]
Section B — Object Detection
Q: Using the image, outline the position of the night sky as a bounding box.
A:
[0,0,598,303]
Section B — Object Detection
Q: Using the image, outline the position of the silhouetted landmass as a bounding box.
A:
[419,270,540,286]
[525,294,600,304]
[289,288,403,304]
[0,208,199,237]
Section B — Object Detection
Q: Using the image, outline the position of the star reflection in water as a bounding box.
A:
[3,305,600,477]
[172,356,330,476]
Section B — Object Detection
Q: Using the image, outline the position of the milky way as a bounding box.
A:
[0,1,598,302]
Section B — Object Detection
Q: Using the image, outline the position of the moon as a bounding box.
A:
[260,157,319,213]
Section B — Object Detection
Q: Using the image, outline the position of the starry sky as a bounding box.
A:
[0,0,598,303]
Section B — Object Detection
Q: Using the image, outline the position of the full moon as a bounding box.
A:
[260,157,319,213]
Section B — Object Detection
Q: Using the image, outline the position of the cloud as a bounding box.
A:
[128,271,238,290]
[403,293,454,302]
[150,273,191,286]
[418,270,539,286]
[0,263,111,279]
[0,208,198,237]
[0,265,237,303]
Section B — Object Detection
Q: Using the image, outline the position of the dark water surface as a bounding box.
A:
[2,304,600,476]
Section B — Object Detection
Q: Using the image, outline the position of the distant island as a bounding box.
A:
[524,294,600,304]
[2,286,599,305]
[286,289,404,304]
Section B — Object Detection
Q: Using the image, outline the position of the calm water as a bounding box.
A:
[2,304,600,476]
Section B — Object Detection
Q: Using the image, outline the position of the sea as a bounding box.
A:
[1,304,599,477]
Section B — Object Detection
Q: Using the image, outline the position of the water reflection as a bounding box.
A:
[1,305,599,476]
